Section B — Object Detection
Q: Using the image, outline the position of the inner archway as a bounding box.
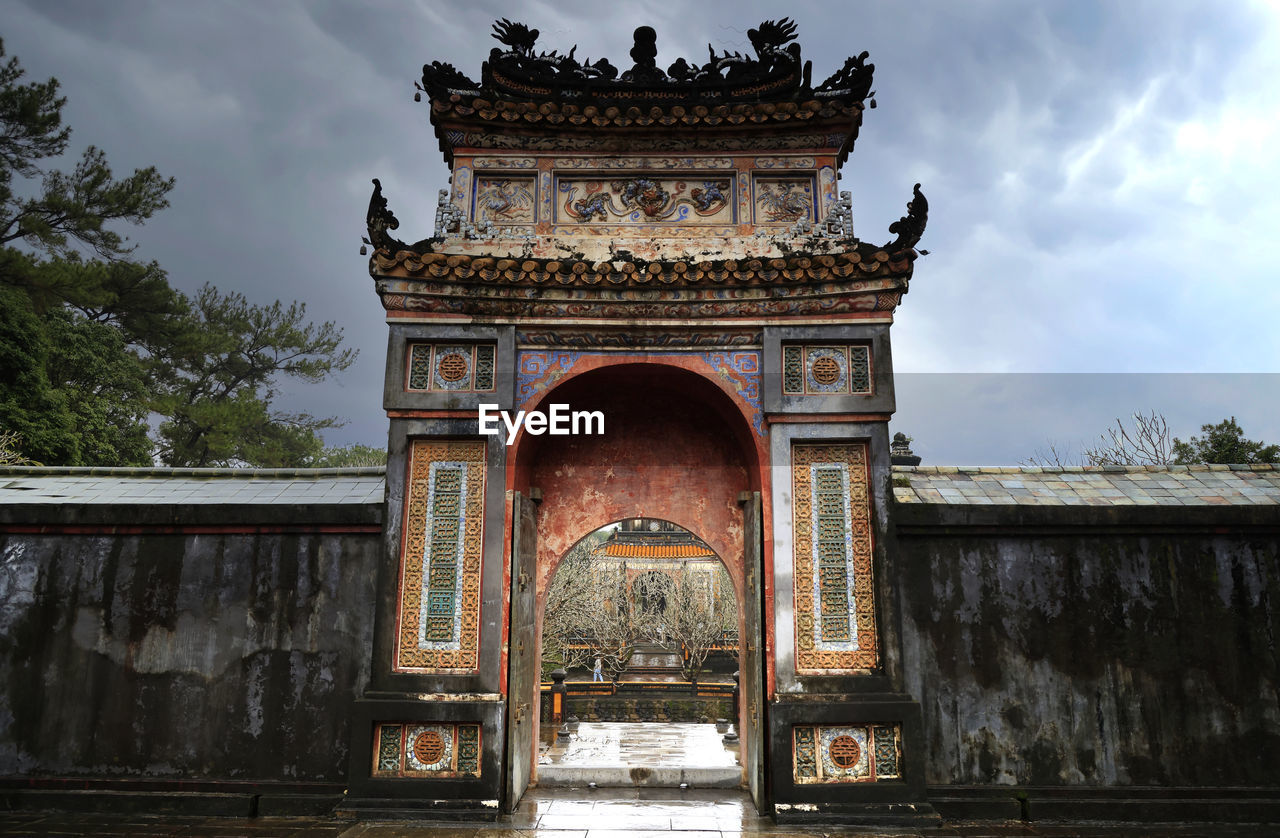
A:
[537,517,742,785]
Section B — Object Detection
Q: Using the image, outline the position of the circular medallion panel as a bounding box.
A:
[828,734,861,769]
[811,356,841,385]
[413,730,446,765]
[437,353,469,382]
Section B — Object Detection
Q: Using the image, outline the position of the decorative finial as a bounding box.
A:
[891,433,921,466]
[630,26,658,66]
[364,178,402,253]
[887,183,928,253]
[491,19,540,55]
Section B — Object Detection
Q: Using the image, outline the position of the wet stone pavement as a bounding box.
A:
[540,723,740,769]
[0,788,1276,838]
[1,725,1272,837]
[538,723,740,788]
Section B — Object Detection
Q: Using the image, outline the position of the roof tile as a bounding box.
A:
[893,464,1280,507]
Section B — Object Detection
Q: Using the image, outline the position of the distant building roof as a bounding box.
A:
[597,542,718,560]
[0,466,386,506]
[892,464,1280,507]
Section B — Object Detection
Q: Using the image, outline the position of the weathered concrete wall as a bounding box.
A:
[894,504,1280,788]
[0,506,380,784]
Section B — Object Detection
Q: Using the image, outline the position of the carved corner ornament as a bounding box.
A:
[365,178,405,254]
[887,183,928,255]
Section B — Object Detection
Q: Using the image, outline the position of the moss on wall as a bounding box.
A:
[895,505,1280,787]
[0,526,379,782]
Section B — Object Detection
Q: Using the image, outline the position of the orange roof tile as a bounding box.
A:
[599,542,716,559]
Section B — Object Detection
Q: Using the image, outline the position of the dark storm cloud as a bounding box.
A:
[4,1,1277,463]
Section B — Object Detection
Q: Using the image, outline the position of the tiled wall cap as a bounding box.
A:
[891,464,1278,474]
[0,465,387,478]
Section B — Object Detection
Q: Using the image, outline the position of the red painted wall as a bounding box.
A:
[518,364,756,601]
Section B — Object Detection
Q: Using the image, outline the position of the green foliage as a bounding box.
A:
[0,282,77,463]
[0,282,152,466]
[1172,417,1279,465]
[0,38,359,468]
[7,251,186,344]
[152,285,357,467]
[309,443,387,468]
[0,37,68,182]
[1028,412,1280,468]
[0,429,39,466]
[44,306,152,465]
[4,145,174,260]
[0,39,172,262]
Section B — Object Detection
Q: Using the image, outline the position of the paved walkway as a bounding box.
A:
[0,788,1275,837]
[1,728,1273,836]
[541,723,738,768]
[538,722,740,788]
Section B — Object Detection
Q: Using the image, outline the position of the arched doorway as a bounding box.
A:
[505,362,767,810]
[537,518,742,782]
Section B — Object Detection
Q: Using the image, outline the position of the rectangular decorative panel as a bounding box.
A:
[406,344,497,393]
[782,344,872,395]
[792,724,901,784]
[371,722,482,778]
[752,175,817,225]
[474,344,496,390]
[554,174,735,225]
[395,440,486,671]
[473,175,536,225]
[792,443,878,671]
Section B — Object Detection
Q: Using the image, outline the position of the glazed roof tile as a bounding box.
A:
[0,467,386,506]
[372,246,916,286]
[892,465,1280,506]
[597,543,717,559]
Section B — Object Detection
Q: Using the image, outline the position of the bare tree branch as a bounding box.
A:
[1025,410,1175,467]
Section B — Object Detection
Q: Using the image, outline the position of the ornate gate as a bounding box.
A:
[350,14,932,826]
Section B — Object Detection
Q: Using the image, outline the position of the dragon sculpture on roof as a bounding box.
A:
[419,18,875,106]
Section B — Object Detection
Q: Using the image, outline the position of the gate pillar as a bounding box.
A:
[340,326,516,818]
[763,327,936,825]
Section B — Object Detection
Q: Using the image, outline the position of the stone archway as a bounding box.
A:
[507,362,764,794]
[514,362,761,594]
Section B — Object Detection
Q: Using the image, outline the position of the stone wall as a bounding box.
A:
[4,467,1279,818]
[0,501,381,791]
[893,502,1280,790]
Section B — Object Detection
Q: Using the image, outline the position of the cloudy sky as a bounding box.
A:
[5,0,1279,464]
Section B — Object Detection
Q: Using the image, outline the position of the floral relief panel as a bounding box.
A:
[753,175,817,225]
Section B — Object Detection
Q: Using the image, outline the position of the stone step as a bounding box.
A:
[536,764,742,788]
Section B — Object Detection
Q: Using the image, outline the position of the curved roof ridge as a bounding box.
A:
[419,17,874,110]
